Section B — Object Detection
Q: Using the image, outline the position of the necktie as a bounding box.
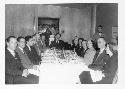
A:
[95,52,100,61]
[22,49,26,55]
[14,51,18,59]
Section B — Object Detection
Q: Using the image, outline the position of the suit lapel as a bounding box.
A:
[14,51,19,60]
[17,47,26,55]
[25,45,31,52]
[7,49,18,60]
[30,46,34,52]
[96,50,106,62]
[92,51,99,63]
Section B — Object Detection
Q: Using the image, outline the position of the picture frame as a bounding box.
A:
[112,26,118,38]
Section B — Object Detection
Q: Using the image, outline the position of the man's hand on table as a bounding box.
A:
[22,69,29,77]
[32,65,38,70]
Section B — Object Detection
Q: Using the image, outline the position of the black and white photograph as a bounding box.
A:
[4,3,118,84]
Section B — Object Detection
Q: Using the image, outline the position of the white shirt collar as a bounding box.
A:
[26,44,30,47]
[99,48,105,54]
[7,48,15,57]
[26,44,31,51]
[18,46,23,51]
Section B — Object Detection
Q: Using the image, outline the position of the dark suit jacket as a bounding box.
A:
[80,51,117,84]
[80,48,88,58]
[63,42,72,50]
[79,50,110,84]
[95,52,118,84]
[49,40,65,50]
[71,44,79,53]
[24,45,41,65]
[15,47,34,69]
[88,50,110,71]
[5,49,25,84]
[77,46,84,57]
[33,40,46,55]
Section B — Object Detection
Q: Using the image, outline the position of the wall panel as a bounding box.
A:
[5,4,92,43]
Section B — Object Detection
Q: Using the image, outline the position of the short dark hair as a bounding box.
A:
[82,39,87,42]
[97,25,103,29]
[75,36,78,38]
[6,36,16,43]
[78,38,84,42]
[17,36,25,42]
[25,35,32,42]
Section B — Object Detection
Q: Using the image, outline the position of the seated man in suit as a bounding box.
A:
[95,38,118,84]
[77,38,84,57]
[79,37,110,84]
[40,34,47,52]
[24,36,41,65]
[15,36,38,70]
[88,37,110,71]
[33,33,46,56]
[5,36,39,84]
[63,42,72,50]
[49,34,65,50]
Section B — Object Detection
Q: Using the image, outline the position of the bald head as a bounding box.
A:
[97,37,106,49]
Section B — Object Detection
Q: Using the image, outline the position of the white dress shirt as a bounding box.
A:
[7,48,15,57]
[18,46,25,54]
[26,44,31,51]
[99,48,105,54]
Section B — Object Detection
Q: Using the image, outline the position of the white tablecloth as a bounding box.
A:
[28,63,105,84]
[39,63,87,84]
[27,49,105,84]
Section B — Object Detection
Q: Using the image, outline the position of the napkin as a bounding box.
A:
[28,65,40,76]
[90,70,105,82]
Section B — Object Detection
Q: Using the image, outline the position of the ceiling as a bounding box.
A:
[46,3,117,9]
[46,3,96,9]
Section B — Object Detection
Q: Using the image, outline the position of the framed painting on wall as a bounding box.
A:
[112,26,118,39]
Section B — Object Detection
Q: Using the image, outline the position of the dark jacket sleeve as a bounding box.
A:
[49,41,56,48]
[89,54,110,71]
[103,54,118,77]
[32,47,41,63]
[97,54,110,70]
[5,53,24,76]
